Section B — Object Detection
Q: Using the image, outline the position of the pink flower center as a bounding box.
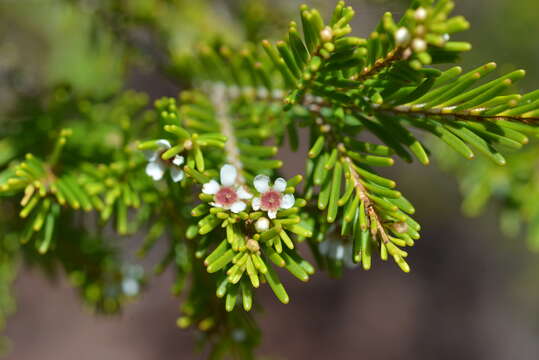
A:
[215,186,238,207]
[260,190,282,211]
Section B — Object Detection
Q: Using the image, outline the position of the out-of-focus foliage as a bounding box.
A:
[0,1,124,101]
[0,0,274,112]
[0,233,18,356]
[436,140,539,252]
[2,1,539,359]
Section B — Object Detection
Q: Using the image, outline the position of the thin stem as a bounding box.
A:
[209,84,246,185]
[343,156,390,244]
[375,105,539,124]
[303,95,539,125]
[352,47,404,82]
[305,103,391,245]
[48,129,71,167]
[216,82,539,125]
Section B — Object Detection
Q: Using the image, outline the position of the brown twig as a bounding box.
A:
[343,156,390,244]
[375,106,539,124]
[352,47,404,82]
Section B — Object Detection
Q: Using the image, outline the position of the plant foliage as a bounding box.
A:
[2,0,539,358]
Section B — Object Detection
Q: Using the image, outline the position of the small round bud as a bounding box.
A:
[395,27,410,46]
[415,25,426,37]
[443,33,450,42]
[254,217,270,232]
[320,27,333,42]
[402,48,413,60]
[177,316,191,329]
[392,222,409,234]
[246,238,260,253]
[183,139,193,150]
[412,38,427,52]
[321,124,331,133]
[414,7,427,22]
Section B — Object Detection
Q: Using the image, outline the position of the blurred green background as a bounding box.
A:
[1,0,539,359]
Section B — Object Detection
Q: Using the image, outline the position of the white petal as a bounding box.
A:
[280,194,295,209]
[156,139,172,149]
[230,201,246,213]
[273,177,287,192]
[237,186,252,199]
[209,202,222,208]
[202,180,220,195]
[220,164,237,187]
[172,155,184,166]
[170,167,184,183]
[252,197,261,211]
[145,161,165,181]
[144,149,159,161]
[253,175,270,193]
[267,210,277,219]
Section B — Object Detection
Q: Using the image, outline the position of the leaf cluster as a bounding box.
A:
[2,1,539,359]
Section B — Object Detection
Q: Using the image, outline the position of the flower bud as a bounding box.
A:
[320,27,333,42]
[412,38,427,52]
[255,217,270,232]
[414,7,427,22]
[392,222,409,234]
[246,238,260,253]
[395,27,410,45]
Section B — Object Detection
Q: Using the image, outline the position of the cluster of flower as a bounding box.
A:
[145,140,294,220]
[144,139,185,182]
[394,7,450,57]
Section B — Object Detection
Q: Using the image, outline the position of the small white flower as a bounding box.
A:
[145,139,184,182]
[202,164,252,213]
[252,175,295,219]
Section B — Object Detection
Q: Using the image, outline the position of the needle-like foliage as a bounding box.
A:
[2,1,539,358]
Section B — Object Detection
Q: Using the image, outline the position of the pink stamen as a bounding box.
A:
[260,190,282,211]
[215,187,238,207]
